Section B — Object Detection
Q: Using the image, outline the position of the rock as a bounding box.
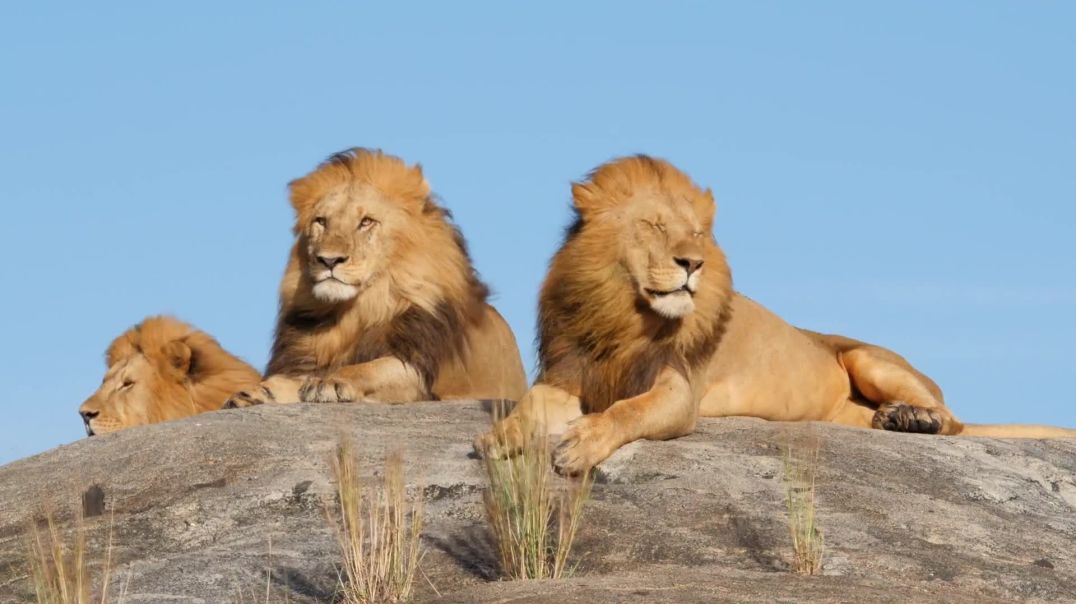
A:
[1,402,1075,602]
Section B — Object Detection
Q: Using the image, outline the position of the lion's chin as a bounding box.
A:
[648,290,695,319]
[312,280,360,303]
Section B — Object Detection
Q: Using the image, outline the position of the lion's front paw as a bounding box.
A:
[473,417,526,460]
[554,414,616,476]
[222,385,275,409]
[298,377,357,403]
[872,402,943,434]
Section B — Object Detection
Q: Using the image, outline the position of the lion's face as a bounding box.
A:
[299,185,411,303]
[617,195,711,319]
[565,155,722,322]
[78,346,192,435]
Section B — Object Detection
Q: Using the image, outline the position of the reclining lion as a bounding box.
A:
[226,148,526,407]
[478,155,1075,475]
[79,316,260,435]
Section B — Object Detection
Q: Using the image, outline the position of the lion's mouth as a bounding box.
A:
[312,272,360,288]
[311,275,361,303]
[646,285,694,297]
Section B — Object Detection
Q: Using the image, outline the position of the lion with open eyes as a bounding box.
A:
[477,155,1076,475]
[225,148,526,408]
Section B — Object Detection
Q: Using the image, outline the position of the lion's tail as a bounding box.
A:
[956,423,1076,438]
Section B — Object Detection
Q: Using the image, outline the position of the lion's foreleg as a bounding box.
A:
[297,357,427,404]
[473,384,582,459]
[840,347,963,435]
[553,366,697,475]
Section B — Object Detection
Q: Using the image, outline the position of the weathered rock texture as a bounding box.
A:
[1,402,1075,603]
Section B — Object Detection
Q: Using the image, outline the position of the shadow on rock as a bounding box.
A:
[426,525,500,581]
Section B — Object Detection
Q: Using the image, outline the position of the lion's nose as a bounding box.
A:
[674,256,704,275]
[316,255,348,269]
[80,409,98,436]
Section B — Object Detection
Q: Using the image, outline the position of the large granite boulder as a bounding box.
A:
[1,402,1074,602]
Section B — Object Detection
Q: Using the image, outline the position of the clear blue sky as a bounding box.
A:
[2,3,1074,464]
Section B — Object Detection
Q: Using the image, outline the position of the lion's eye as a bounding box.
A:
[121,379,134,389]
[358,216,377,230]
[313,217,327,227]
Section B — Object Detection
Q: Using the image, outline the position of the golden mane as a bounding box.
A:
[268,148,491,394]
[538,155,734,410]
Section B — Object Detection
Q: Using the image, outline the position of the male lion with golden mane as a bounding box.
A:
[225,148,526,407]
[478,155,1076,475]
[79,316,261,435]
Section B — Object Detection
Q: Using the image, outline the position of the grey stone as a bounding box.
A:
[1,402,1074,602]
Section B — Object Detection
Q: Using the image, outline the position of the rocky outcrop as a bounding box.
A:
[1,402,1074,602]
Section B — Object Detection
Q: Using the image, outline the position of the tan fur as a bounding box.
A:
[79,316,260,435]
[225,148,526,408]
[478,155,1076,474]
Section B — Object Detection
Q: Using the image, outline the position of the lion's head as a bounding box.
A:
[268,148,491,384]
[539,156,733,407]
[285,148,478,311]
[569,156,719,320]
[79,316,261,435]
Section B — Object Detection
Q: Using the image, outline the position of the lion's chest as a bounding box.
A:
[307,320,392,371]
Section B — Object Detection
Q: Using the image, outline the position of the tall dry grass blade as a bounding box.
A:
[482,415,592,580]
[25,506,117,604]
[329,440,425,604]
[783,429,824,576]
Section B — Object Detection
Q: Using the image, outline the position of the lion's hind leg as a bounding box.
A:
[839,346,963,435]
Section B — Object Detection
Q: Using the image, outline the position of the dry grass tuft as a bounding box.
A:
[25,508,120,604]
[482,419,592,580]
[329,440,425,604]
[783,430,824,576]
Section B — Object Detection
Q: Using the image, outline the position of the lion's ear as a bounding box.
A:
[288,176,317,226]
[398,162,433,214]
[696,188,717,226]
[162,341,193,376]
[571,182,605,214]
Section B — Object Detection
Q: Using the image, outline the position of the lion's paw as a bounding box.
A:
[222,385,276,409]
[298,377,357,403]
[473,418,526,460]
[872,402,942,434]
[554,414,615,476]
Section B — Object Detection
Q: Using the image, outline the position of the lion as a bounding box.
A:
[79,316,261,435]
[477,155,1076,475]
[224,148,527,408]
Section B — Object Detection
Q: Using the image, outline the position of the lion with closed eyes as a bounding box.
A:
[79,316,260,435]
[477,155,1076,475]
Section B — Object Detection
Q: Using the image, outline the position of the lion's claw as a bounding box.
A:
[299,377,357,403]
